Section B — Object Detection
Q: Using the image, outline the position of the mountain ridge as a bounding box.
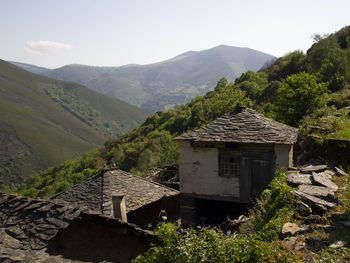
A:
[11,45,275,112]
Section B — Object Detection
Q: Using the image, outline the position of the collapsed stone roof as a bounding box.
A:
[0,193,85,253]
[175,106,299,144]
[52,168,179,216]
[0,192,154,262]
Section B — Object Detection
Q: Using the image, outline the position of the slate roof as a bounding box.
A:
[175,106,299,144]
[52,168,179,216]
[0,192,154,262]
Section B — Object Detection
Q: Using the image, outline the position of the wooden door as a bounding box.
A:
[239,152,273,203]
[250,159,273,198]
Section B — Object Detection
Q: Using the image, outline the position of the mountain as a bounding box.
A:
[18,45,275,112]
[0,60,148,188]
[43,64,113,86]
[9,61,50,75]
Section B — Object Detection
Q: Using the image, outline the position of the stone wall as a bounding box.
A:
[127,194,180,227]
[295,136,350,168]
[178,140,240,198]
[274,144,293,170]
[46,214,155,263]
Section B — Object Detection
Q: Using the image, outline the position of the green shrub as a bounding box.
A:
[132,223,289,263]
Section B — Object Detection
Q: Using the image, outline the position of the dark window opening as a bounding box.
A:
[219,152,239,177]
[225,142,238,148]
[195,198,247,226]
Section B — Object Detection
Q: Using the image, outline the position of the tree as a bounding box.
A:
[264,50,306,81]
[276,72,329,126]
[306,30,350,91]
[214,77,228,92]
[234,71,268,101]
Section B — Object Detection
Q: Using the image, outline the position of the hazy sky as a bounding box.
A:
[1,0,349,68]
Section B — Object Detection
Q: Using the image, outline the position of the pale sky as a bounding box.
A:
[1,0,349,69]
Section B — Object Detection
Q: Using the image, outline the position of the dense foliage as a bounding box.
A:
[276,72,329,125]
[11,25,350,198]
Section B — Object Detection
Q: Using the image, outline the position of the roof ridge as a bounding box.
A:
[107,169,179,193]
[50,169,105,200]
[175,108,298,144]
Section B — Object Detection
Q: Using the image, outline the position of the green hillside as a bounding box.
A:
[39,45,275,111]
[0,60,148,188]
[11,25,350,198]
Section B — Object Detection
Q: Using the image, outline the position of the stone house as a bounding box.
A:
[0,192,156,263]
[175,105,298,224]
[0,169,181,262]
[52,168,180,227]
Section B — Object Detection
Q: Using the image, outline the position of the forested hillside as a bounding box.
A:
[12,26,350,198]
[21,45,274,112]
[0,60,147,189]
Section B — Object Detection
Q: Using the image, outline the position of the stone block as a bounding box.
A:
[300,165,328,173]
[298,185,337,202]
[312,172,338,191]
[288,173,312,186]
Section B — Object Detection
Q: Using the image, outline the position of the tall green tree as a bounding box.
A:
[276,72,329,126]
[306,28,350,91]
[234,71,268,100]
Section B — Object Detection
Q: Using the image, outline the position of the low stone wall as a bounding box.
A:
[295,135,350,168]
[46,213,155,263]
[127,194,180,227]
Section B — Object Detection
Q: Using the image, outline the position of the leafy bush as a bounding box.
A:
[132,223,288,263]
[248,171,296,240]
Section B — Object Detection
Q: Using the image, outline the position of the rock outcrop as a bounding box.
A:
[283,164,349,258]
[287,165,344,214]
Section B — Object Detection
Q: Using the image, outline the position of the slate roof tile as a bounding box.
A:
[53,168,179,216]
[175,106,298,144]
[0,193,86,252]
[0,192,155,262]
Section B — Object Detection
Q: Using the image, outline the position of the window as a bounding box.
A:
[219,152,239,177]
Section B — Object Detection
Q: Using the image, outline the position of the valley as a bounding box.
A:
[13,45,275,112]
[0,60,147,187]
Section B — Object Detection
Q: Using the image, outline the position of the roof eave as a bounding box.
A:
[175,138,298,145]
